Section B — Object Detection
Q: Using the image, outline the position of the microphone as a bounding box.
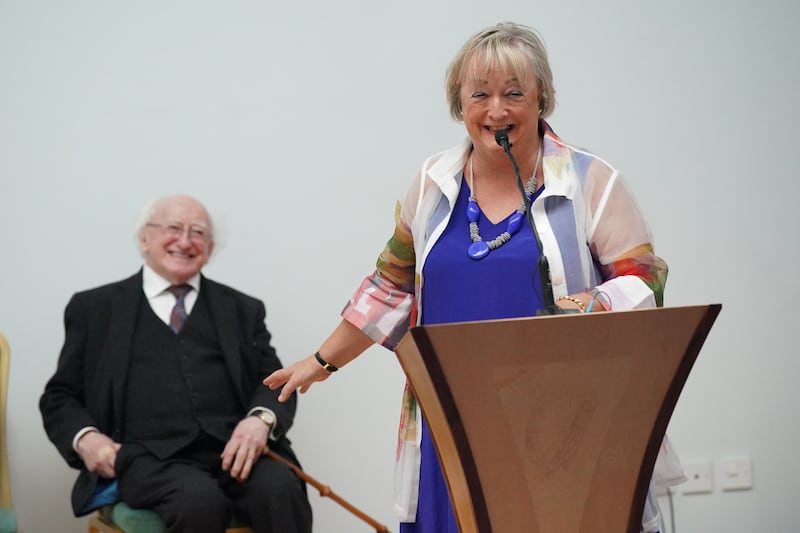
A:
[494,130,564,315]
[495,128,511,151]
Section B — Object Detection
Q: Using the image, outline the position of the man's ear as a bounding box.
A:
[138,228,150,256]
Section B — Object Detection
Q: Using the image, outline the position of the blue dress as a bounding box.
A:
[400,178,545,533]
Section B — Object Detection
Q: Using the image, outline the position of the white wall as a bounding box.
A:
[1,1,798,532]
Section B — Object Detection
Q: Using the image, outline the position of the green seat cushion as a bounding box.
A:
[0,508,17,533]
[100,503,249,532]
[101,503,165,533]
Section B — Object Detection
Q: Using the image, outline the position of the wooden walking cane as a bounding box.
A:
[266,449,392,533]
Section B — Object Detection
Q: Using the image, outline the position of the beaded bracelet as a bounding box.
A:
[557,295,587,313]
[314,351,339,372]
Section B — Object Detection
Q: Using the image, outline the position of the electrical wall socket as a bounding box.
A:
[682,461,713,494]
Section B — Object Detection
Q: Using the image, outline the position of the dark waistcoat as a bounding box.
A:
[123,292,242,459]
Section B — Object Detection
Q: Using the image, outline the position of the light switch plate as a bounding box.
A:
[718,457,753,491]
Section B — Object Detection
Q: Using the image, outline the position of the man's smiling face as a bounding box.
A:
[138,195,214,285]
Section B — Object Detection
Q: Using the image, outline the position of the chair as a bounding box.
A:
[0,334,18,533]
[88,503,253,533]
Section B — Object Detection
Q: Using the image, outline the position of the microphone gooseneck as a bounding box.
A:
[494,130,527,209]
[494,130,559,315]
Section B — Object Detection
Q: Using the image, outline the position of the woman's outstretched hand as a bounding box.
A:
[264,355,332,402]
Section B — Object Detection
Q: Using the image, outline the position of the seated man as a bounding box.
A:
[40,194,312,533]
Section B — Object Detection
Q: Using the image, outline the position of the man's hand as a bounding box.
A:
[76,431,121,479]
[221,416,270,482]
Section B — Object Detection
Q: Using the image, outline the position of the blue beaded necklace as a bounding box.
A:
[466,145,542,260]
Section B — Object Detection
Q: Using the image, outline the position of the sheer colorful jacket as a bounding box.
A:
[341,122,669,521]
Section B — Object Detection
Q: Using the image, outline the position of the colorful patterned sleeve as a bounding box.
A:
[341,202,417,349]
[584,159,669,310]
[598,244,668,307]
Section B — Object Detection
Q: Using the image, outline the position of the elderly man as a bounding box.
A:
[40,194,312,532]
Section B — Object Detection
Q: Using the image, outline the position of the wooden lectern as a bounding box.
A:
[395,304,721,533]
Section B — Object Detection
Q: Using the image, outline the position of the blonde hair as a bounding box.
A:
[445,22,556,121]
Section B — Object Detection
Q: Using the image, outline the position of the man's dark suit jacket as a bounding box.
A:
[39,270,300,516]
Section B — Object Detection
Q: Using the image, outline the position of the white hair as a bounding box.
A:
[133,195,223,257]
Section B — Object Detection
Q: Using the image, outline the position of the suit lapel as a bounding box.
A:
[202,276,246,405]
[107,272,143,427]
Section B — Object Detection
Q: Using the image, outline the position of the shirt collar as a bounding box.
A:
[142,264,201,298]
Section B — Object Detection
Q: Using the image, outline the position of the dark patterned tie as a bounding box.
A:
[168,285,192,334]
